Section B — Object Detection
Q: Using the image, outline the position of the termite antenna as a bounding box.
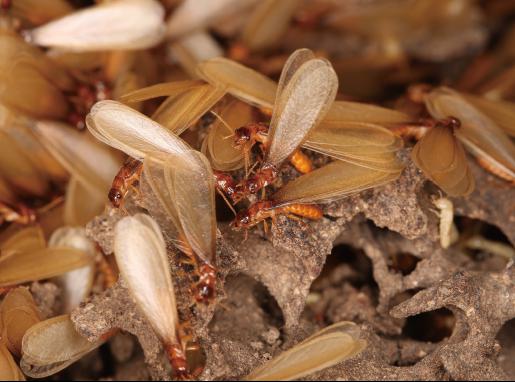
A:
[210,110,234,135]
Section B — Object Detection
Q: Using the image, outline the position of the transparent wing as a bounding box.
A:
[203,99,251,171]
[275,48,315,99]
[266,58,338,166]
[114,214,178,343]
[196,57,277,108]
[86,100,191,160]
[152,84,225,135]
[119,80,204,104]
[425,87,515,179]
[324,100,411,125]
[168,152,216,264]
[273,160,401,205]
[459,93,515,137]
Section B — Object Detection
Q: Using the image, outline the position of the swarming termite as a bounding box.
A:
[232,159,402,231]
[108,157,143,208]
[142,151,218,304]
[231,49,338,201]
[114,214,193,379]
[413,86,515,183]
[197,52,408,202]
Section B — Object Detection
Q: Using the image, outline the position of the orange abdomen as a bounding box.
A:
[282,204,323,220]
[289,150,313,174]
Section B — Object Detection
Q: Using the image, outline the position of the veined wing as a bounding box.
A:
[266,56,338,166]
[273,160,401,206]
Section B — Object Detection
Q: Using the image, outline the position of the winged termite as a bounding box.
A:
[20,314,104,378]
[232,49,338,200]
[49,227,96,313]
[0,31,75,120]
[233,159,402,230]
[424,87,515,182]
[1,287,42,357]
[113,214,191,378]
[27,0,165,52]
[0,342,25,381]
[245,321,366,381]
[411,117,475,197]
[108,157,143,208]
[86,100,194,207]
[142,151,217,304]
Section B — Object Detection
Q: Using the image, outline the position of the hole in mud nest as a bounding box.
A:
[209,274,284,343]
[496,318,515,379]
[402,308,455,343]
[455,217,510,245]
[388,252,421,276]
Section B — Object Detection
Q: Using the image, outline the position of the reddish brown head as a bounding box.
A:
[231,201,274,230]
[195,263,216,304]
[108,188,123,208]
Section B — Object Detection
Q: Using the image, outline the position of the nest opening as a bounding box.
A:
[402,308,455,343]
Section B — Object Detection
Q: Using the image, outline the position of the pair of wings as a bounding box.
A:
[425,87,515,182]
[86,101,217,266]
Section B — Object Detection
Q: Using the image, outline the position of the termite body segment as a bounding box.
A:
[178,236,216,304]
[164,342,189,380]
[232,200,323,230]
[109,157,143,208]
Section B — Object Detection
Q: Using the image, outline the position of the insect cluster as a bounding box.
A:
[0,0,514,380]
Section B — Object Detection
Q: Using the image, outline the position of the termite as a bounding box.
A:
[108,157,143,208]
[197,52,408,202]
[431,195,458,249]
[114,214,193,379]
[232,158,401,232]
[423,86,515,183]
[232,48,338,201]
[142,151,218,305]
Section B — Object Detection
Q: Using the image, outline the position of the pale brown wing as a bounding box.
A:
[203,99,251,171]
[273,160,401,205]
[167,152,216,264]
[411,124,474,197]
[425,87,515,180]
[266,58,338,166]
[196,57,277,108]
[246,321,366,381]
[324,101,411,125]
[119,80,203,103]
[460,93,515,137]
[151,84,225,135]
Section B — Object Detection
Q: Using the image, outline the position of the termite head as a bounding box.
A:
[437,116,461,131]
[233,126,253,147]
[213,171,236,197]
[108,188,123,208]
[231,209,253,230]
[164,342,190,380]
